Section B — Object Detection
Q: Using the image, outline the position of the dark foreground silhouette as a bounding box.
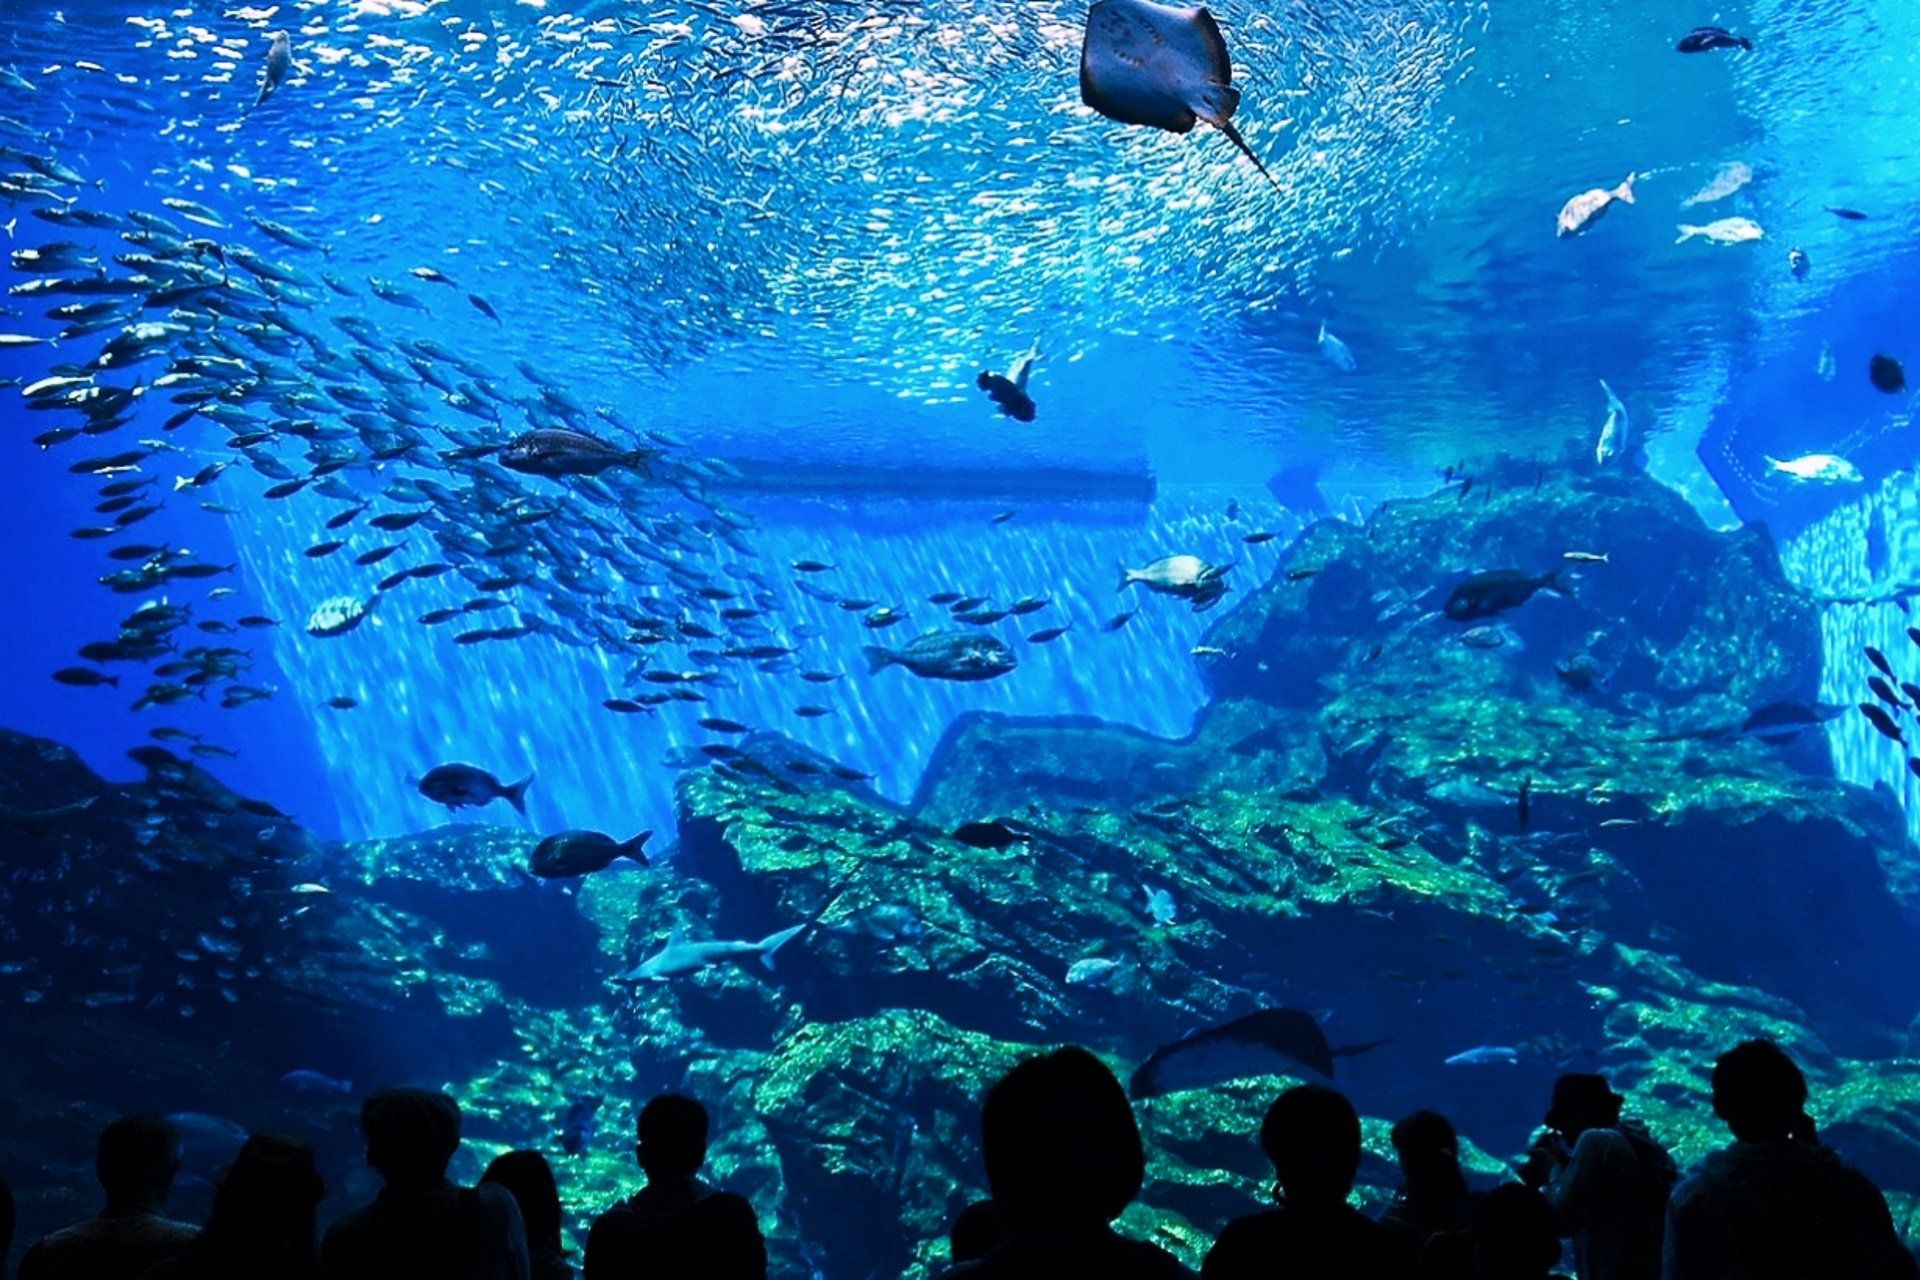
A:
[4,1039,1913,1280]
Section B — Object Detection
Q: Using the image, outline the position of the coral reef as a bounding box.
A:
[4,469,1918,1273]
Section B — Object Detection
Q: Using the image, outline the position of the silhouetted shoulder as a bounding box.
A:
[1204,1206,1408,1280]
[19,1214,199,1280]
[964,1227,1188,1280]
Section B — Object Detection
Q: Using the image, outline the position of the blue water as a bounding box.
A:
[8,0,1920,1266]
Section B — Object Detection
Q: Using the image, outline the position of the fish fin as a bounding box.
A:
[861,645,896,675]
[1117,563,1136,593]
[620,831,652,865]
[502,773,534,815]
[105,675,119,688]
[1615,173,1635,203]
[1675,225,1699,244]
[757,921,806,970]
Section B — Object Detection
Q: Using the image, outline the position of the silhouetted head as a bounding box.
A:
[97,1113,182,1212]
[482,1150,562,1253]
[949,1198,1008,1264]
[1471,1183,1562,1280]
[199,1134,324,1258]
[1391,1109,1468,1202]
[636,1094,709,1182]
[1711,1039,1816,1144]
[360,1088,462,1187]
[1260,1085,1362,1204]
[1543,1074,1621,1139]
[981,1045,1144,1231]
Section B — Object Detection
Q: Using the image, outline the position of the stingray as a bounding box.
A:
[1128,1007,1389,1099]
[1080,0,1277,188]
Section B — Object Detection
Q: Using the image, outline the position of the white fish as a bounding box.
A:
[1680,160,1752,208]
[1596,379,1630,467]
[1557,173,1635,237]
[1766,453,1862,484]
[615,922,806,980]
[1066,957,1121,986]
[1143,884,1177,926]
[1816,342,1836,382]
[1445,1045,1521,1066]
[1676,216,1763,245]
[1318,323,1356,373]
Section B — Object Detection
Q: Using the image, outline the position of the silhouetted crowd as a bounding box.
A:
[2,1037,1913,1280]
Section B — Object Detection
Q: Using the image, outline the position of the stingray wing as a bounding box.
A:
[1081,0,1208,133]
[1129,1007,1335,1099]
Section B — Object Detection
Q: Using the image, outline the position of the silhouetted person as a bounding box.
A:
[142,1133,325,1280]
[481,1152,573,1280]
[1378,1111,1481,1252]
[1521,1075,1674,1280]
[1471,1185,1569,1280]
[319,1087,529,1280]
[583,1095,765,1280]
[1664,1039,1919,1280]
[950,1199,1008,1266]
[3,1171,15,1276]
[18,1113,197,1280]
[1204,1084,1408,1280]
[946,1046,1183,1279]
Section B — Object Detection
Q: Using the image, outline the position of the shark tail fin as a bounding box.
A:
[757,921,808,970]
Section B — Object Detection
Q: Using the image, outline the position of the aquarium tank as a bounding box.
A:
[4,0,1920,1271]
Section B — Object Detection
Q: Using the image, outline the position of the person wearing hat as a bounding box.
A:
[319,1087,529,1280]
[583,1094,764,1280]
[1518,1074,1675,1280]
[1664,1039,1917,1280]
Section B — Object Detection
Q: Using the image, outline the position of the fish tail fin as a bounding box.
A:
[1676,225,1699,244]
[1738,35,1753,49]
[757,921,806,970]
[1616,173,1636,203]
[1117,563,1136,593]
[862,645,896,675]
[620,831,652,865]
[105,675,119,689]
[503,773,534,815]
[1547,570,1570,597]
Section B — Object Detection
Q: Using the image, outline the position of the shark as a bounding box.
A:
[1129,1007,1389,1099]
[614,921,808,981]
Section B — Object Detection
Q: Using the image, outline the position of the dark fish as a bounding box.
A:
[264,478,308,500]
[468,293,499,322]
[1129,1008,1388,1099]
[1825,206,1869,221]
[951,819,1027,850]
[1027,624,1072,644]
[1870,354,1906,394]
[829,765,872,782]
[602,698,649,714]
[560,1096,600,1156]
[376,570,411,592]
[863,631,1017,682]
[1788,247,1810,280]
[252,32,293,110]
[792,559,834,573]
[325,505,367,530]
[1866,646,1897,679]
[1103,609,1138,632]
[1009,596,1050,616]
[323,696,358,710]
[1859,703,1906,746]
[991,510,1018,525]
[927,592,961,605]
[414,763,533,813]
[353,543,405,566]
[794,705,834,718]
[1242,531,1279,545]
[500,428,655,479]
[1675,25,1751,53]
[700,717,750,734]
[368,510,428,532]
[52,666,117,688]
[801,671,841,683]
[1908,626,1920,649]
[1443,569,1564,622]
[1868,676,1907,710]
[1902,683,1920,709]
[304,540,346,558]
[976,370,1035,422]
[529,830,648,878]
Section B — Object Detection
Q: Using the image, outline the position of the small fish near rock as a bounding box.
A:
[501,429,656,479]
[950,819,1028,850]
[1079,0,1277,187]
[415,763,533,814]
[1676,26,1752,54]
[1557,174,1635,238]
[978,336,1041,422]
[1119,555,1232,611]
[530,829,650,878]
[863,631,1018,682]
[1676,217,1763,246]
[1443,569,1566,623]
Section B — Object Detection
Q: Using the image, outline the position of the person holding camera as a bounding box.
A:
[1518,1075,1676,1280]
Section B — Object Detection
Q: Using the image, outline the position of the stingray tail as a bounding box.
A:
[1213,118,1279,190]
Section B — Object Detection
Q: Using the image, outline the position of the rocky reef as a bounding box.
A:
[4,468,1920,1275]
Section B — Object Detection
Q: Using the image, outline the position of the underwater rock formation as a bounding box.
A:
[5,468,1920,1272]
